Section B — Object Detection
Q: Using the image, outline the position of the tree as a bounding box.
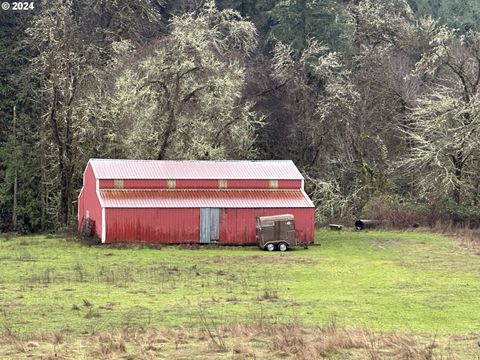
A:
[26,0,161,226]
[0,10,44,232]
[268,0,352,53]
[407,0,480,32]
[350,0,417,54]
[107,2,263,160]
[342,0,428,210]
[400,26,480,205]
[269,39,372,217]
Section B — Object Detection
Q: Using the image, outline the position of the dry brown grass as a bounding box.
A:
[0,323,474,359]
[1,334,27,354]
[254,322,367,359]
[369,221,480,255]
[256,289,279,301]
[90,331,127,357]
[424,222,480,254]
[232,343,256,357]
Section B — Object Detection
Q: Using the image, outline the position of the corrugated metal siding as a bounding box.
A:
[105,208,200,243]
[100,179,167,189]
[99,179,302,190]
[278,180,301,189]
[225,179,302,189]
[90,159,303,180]
[176,180,219,189]
[78,163,102,238]
[99,190,313,208]
[104,207,313,245]
[99,179,115,189]
[219,208,315,244]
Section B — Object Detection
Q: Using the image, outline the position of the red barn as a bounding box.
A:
[78,159,315,245]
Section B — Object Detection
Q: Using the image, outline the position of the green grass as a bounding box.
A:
[0,230,479,338]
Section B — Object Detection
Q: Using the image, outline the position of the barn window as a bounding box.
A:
[262,220,275,227]
[114,179,124,189]
[218,179,228,189]
[269,179,278,189]
[167,179,176,189]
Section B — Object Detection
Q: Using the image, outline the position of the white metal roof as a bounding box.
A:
[89,159,304,180]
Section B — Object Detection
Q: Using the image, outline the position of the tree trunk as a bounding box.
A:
[60,168,69,225]
[157,107,176,160]
[47,87,69,226]
[40,140,46,231]
[12,106,17,231]
[452,153,464,205]
[453,170,462,205]
[157,81,179,160]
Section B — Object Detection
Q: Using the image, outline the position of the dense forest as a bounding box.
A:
[1,0,480,232]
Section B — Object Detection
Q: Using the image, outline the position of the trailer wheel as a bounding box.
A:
[265,243,275,252]
[278,242,288,252]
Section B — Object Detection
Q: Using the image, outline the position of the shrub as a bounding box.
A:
[362,195,429,228]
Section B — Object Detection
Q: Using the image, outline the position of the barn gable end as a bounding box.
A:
[78,162,103,240]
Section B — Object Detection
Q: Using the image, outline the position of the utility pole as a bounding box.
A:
[12,106,18,231]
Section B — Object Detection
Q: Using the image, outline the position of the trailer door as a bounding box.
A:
[200,208,220,243]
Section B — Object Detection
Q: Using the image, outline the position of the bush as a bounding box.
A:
[362,194,480,229]
[429,198,480,229]
[362,195,429,228]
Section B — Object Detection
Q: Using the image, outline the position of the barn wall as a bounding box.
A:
[226,180,302,189]
[277,180,302,189]
[219,208,315,244]
[100,179,167,189]
[99,179,302,189]
[103,207,314,245]
[78,163,102,238]
[176,180,219,189]
[105,208,200,243]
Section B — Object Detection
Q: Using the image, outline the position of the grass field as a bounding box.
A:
[0,230,479,359]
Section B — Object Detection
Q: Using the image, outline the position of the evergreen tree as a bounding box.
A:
[408,0,480,32]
